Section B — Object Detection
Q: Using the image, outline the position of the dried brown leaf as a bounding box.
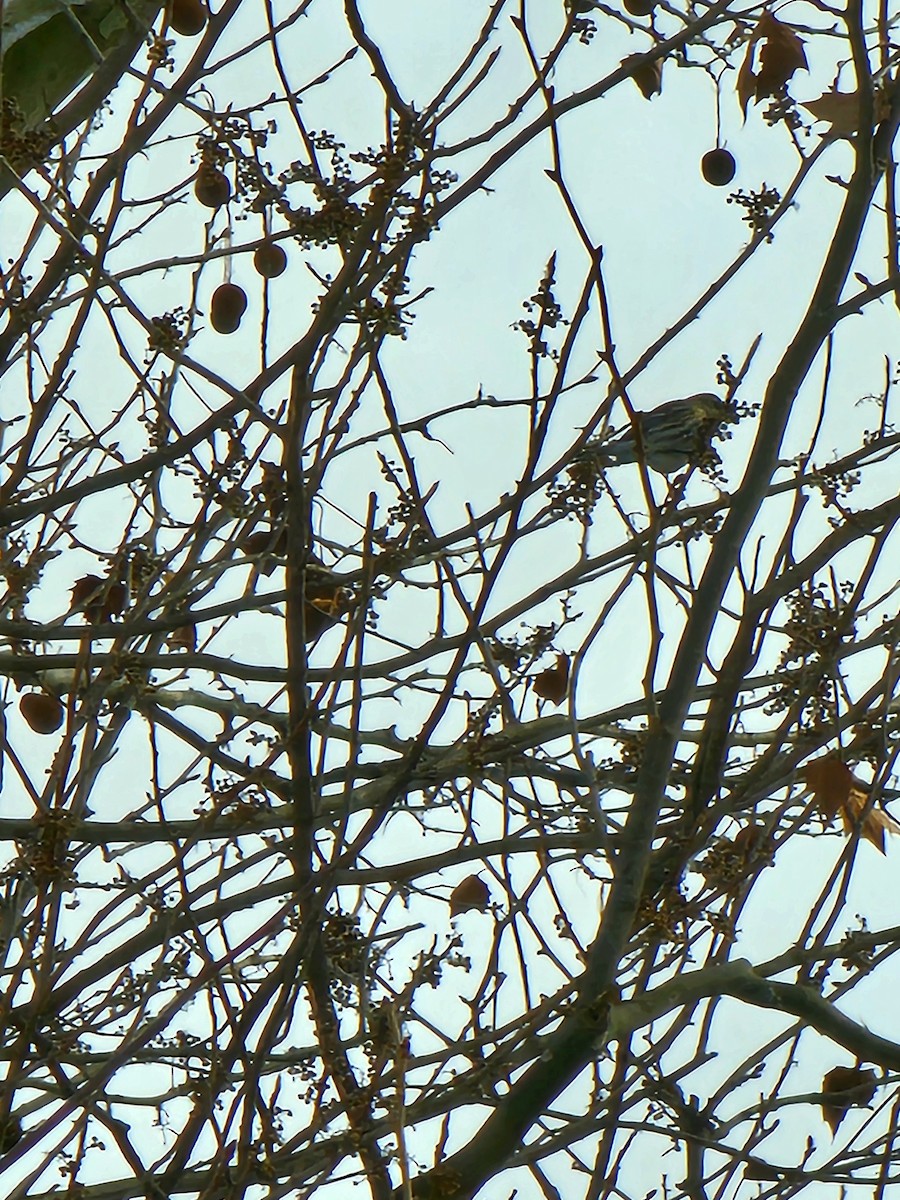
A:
[168,624,197,652]
[803,755,852,819]
[533,654,571,705]
[804,754,898,852]
[622,54,662,100]
[801,90,861,136]
[70,573,127,622]
[802,86,892,137]
[736,49,756,119]
[732,824,765,858]
[737,12,807,117]
[241,527,288,575]
[450,875,491,916]
[755,15,807,96]
[822,1065,877,1134]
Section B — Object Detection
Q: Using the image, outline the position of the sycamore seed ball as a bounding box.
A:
[701,148,736,187]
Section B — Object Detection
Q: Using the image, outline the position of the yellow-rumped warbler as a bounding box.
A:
[573,393,735,476]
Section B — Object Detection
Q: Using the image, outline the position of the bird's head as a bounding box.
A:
[686,393,737,425]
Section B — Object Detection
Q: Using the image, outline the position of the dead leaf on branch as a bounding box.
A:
[803,754,900,853]
[821,1064,877,1134]
[803,755,852,818]
[622,53,662,100]
[69,572,128,623]
[533,654,570,705]
[801,87,892,138]
[840,787,900,853]
[168,624,197,652]
[449,875,491,916]
[801,90,861,137]
[737,12,807,118]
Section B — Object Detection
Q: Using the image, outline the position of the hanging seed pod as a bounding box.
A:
[20,693,64,734]
[170,0,207,36]
[253,243,288,279]
[210,283,248,334]
[194,165,230,209]
[701,148,737,186]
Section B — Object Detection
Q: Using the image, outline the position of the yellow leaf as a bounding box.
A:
[841,785,900,854]
[805,754,900,853]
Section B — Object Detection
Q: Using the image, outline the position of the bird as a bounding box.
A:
[572,393,735,476]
